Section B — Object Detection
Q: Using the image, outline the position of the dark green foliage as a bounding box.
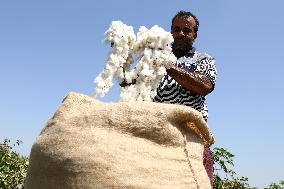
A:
[212,147,257,189]
[0,139,29,189]
[264,180,284,189]
[212,147,283,189]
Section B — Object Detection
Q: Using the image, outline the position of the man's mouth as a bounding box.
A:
[172,40,188,50]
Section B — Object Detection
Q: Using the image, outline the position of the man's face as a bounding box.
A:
[171,16,197,54]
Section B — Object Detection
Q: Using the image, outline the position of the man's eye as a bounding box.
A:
[173,28,180,32]
[183,28,192,33]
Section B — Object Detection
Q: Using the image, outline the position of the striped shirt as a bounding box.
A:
[154,48,217,122]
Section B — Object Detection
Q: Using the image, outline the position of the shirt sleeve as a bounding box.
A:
[195,54,217,91]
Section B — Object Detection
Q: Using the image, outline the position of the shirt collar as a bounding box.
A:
[185,47,196,58]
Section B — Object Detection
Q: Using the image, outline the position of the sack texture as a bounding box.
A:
[24,92,214,189]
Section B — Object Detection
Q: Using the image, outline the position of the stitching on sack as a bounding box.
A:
[182,133,200,189]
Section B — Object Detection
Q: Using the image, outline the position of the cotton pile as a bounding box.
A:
[94,21,177,101]
[93,21,136,98]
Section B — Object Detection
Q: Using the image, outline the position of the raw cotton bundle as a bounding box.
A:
[93,21,136,98]
[94,21,177,101]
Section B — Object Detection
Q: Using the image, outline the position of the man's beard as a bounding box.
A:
[172,39,193,58]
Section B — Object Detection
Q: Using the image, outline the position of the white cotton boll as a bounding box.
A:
[117,56,126,64]
[125,53,134,67]
[140,52,151,64]
[140,64,153,77]
[150,90,157,99]
[126,24,176,101]
[124,69,136,83]
[115,68,124,81]
[127,29,136,49]
[152,49,161,59]
[123,44,129,51]
[133,83,144,101]
[157,66,166,76]
[143,47,152,56]
[124,73,132,83]
[94,76,104,88]
[104,78,113,88]
[120,85,138,102]
[134,27,148,49]
[107,54,120,66]
[94,74,110,88]
[98,76,113,89]
[104,21,136,50]
[116,46,124,53]
[137,26,148,40]
[167,54,177,67]
[103,66,115,76]
[120,87,130,102]
[93,77,114,98]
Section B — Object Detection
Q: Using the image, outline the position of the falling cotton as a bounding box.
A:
[94,21,177,101]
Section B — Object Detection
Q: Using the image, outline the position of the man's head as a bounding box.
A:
[171,11,199,58]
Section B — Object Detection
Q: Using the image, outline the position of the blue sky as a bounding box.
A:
[0,1,283,188]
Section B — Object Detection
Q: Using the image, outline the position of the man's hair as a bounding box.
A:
[171,11,199,33]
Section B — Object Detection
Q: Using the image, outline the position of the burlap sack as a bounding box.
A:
[24,92,214,189]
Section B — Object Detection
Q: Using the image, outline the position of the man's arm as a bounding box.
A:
[166,66,213,96]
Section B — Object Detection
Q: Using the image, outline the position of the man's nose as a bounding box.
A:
[177,30,185,36]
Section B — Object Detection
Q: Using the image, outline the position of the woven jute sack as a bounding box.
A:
[24,92,214,189]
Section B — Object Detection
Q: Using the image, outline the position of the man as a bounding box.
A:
[153,11,217,184]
